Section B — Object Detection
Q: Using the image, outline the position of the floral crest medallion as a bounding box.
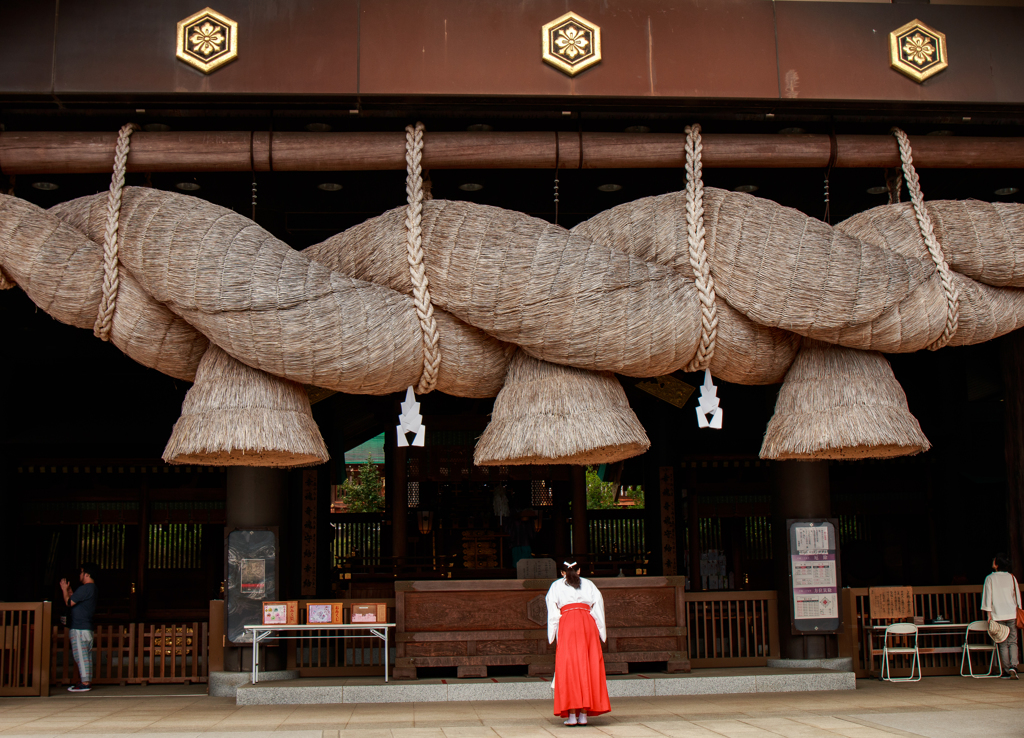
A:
[889,19,947,83]
[176,7,238,74]
[542,12,601,76]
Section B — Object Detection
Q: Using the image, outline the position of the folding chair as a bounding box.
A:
[880,622,921,682]
[960,620,1002,678]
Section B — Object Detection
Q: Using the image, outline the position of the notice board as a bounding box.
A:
[225,528,278,644]
[869,586,915,620]
[787,519,841,634]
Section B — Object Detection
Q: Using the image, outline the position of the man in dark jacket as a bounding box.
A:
[59,563,99,692]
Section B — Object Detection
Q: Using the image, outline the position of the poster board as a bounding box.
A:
[869,587,915,620]
[787,519,842,634]
[225,528,278,644]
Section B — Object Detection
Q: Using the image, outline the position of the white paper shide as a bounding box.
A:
[396,386,425,447]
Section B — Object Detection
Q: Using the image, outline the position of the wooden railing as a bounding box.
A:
[0,603,51,697]
[587,510,646,558]
[286,600,396,677]
[839,586,993,678]
[686,591,780,667]
[50,622,208,686]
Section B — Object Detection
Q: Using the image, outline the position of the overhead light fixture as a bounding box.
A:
[175,181,201,192]
[624,125,651,133]
[466,123,493,132]
[305,123,332,132]
[867,185,889,195]
[31,181,58,191]
[143,123,171,133]
[733,184,759,194]
[778,127,806,135]
[458,183,484,192]
[597,183,623,192]
[317,183,343,192]
[995,187,1020,196]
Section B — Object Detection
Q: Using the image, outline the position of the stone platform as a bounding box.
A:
[234,667,855,705]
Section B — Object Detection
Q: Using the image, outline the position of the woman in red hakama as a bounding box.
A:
[546,561,611,726]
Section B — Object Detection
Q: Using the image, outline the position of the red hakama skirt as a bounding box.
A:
[553,604,611,718]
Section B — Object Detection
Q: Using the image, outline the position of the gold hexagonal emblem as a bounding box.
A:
[176,7,238,74]
[542,12,601,76]
[889,19,947,83]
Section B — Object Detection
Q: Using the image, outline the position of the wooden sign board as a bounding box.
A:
[516,557,557,579]
[869,587,915,619]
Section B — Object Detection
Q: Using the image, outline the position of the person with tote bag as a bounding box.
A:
[981,553,1023,679]
[545,562,612,726]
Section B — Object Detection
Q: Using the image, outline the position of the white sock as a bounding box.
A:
[579,713,588,725]
[564,714,577,725]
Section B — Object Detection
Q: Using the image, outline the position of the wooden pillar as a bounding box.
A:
[771,460,835,660]
[388,396,409,561]
[571,466,588,560]
[1002,329,1024,576]
[223,466,289,672]
[688,473,701,591]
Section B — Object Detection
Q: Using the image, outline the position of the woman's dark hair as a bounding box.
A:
[995,554,1013,573]
[562,562,581,589]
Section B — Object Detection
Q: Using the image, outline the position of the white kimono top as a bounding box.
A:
[545,576,607,644]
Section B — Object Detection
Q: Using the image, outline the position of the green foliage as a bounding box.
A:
[623,484,645,509]
[586,466,618,510]
[585,466,645,510]
[339,454,385,513]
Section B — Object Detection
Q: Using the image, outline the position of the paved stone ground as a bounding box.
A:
[0,676,1020,737]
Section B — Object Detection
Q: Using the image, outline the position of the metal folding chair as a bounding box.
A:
[881,622,921,682]
[960,620,1002,678]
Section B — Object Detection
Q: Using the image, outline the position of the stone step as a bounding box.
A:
[234,668,855,705]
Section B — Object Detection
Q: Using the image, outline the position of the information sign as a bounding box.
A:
[869,586,915,620]
[787,519,841,634]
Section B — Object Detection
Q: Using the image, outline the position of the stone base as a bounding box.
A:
[234,667,855,705]
[209,670,299,697]
[766,657,854,672]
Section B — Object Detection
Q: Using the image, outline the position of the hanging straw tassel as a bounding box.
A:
[163,344,329,468]
[474,350,650,466]
[760,339,930,460]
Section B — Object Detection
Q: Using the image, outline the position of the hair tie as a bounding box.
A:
[564,561,577,568]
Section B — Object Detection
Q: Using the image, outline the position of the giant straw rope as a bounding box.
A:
[3,124,1024,461]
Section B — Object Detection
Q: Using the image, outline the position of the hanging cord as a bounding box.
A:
[0,176,13,289]
[892,127,959,351]
[885,167,903,205]
[249,131,258,220]
[553,132,560,226]
[683,124,719,373]
[94,122,140,341]
[823,130,837,224]
[405,122,442,394]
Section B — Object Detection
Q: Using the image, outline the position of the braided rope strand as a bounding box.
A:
[93,123,140,341]
[405,122,442,394]
[892,127,959,351]
[683,124,719,373]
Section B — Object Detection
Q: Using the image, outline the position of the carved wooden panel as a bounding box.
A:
[476,640,536,655]
[604,588,677,628]
[405,590,538,631]
[614,637,678,653]
[405,641,468,657]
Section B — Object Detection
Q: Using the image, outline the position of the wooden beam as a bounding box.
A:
[3,131,1024,174]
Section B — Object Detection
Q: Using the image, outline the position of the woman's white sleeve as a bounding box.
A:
[546,584,560,644]
[590,582,607,642]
